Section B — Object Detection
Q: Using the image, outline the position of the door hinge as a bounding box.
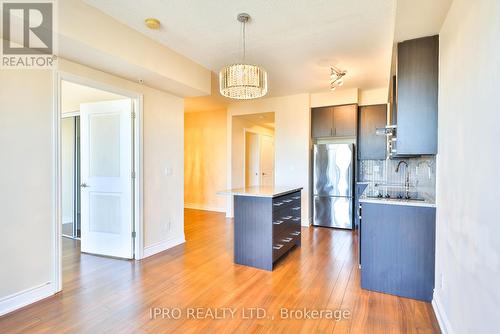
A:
[131,171,136,179]
[131,111,136,119]
[132,231,136,238]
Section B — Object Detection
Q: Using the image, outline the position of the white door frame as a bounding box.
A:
[52,71,144,293]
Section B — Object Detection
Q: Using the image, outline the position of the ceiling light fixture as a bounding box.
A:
[330,66,347,91]
[219,13,268,100]
[145,18,161,30]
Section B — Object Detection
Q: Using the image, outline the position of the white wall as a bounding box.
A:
[0,58,185,312]
[227,94,311,226]
[0,70,54,299]
[434,0,500,332]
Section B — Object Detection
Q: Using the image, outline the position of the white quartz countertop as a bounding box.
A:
[359,197,436,208]
[217,186,303,198]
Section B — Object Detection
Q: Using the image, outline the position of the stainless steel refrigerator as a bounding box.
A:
[313,143,354,229]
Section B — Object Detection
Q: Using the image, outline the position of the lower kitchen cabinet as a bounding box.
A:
[360,202,436,301]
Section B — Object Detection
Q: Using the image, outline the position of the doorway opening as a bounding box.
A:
[57,76,143,291]
[233,112,275,188]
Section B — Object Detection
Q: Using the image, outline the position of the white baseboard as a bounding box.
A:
[0,282,55,316]
[143,235,186,258]
[184,203,226,213]
[432,292,453,334]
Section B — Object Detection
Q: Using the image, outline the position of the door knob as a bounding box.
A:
[80,183,90,188]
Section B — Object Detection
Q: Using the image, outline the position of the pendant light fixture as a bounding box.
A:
[219,13,268,100]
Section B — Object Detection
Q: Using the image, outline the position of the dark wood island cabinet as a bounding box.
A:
[223,187,302,271]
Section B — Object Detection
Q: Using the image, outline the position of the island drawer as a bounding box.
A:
[272,192,301,210]
[273,230,301,261]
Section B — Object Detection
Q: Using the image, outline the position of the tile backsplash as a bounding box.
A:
[358,157,436,201]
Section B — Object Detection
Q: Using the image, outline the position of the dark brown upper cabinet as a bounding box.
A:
[358,104,387,160]
[311,107,333,138]
[395,35,438,155]
[311,104,357,138]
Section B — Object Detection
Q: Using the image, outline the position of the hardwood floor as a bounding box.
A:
[0,209,440,333]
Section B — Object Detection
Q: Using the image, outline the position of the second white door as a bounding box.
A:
[245,132,275,187]
[80,99,134,259]
[260,135,274,186]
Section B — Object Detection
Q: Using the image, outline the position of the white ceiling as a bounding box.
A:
[84,0,396,97]
[235,112,275,130]
[394,0,452,42]
[61,80,125,113]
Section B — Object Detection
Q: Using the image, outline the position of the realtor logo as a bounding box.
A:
[1,1,56,68]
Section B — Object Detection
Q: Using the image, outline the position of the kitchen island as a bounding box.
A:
[219,186,302,271]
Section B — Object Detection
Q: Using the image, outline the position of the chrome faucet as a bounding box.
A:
[395,160,408,173]
[395,160,411,199]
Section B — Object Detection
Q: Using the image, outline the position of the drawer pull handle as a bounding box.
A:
[282,237,293,243]
[283,199,292,203]
[292,217,301,222]
[273,244,284,250]
[282,216,292,220]
[273,220,284,225]
[291,207,301,211]
[292,196,300,200]
[290,231,301,236]
[273,202,283,206]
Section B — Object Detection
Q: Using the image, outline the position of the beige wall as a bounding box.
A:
[0,58,185,307]
[0,70,54,298]
[310,88,359,107]
[184,109,227,212]
[227,94,310,225]
[434,0,500,332]
[358,87,388,106]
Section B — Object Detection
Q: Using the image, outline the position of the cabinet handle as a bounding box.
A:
[282,199,292,203]
[290,231,301,236]
[291,207,301,211]
[292,217,301,222]
[292,196,300,200]
[282,237,293,243]
[282,216,292,220]
[273,220,284,225]
[273,244,284,250]
[273,202,283,206]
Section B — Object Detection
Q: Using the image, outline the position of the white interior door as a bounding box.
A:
[80,99,133,259]
[260,135,275,186]
[245,132,261,187]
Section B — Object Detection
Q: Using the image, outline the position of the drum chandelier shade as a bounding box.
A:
[219,13,268,100]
